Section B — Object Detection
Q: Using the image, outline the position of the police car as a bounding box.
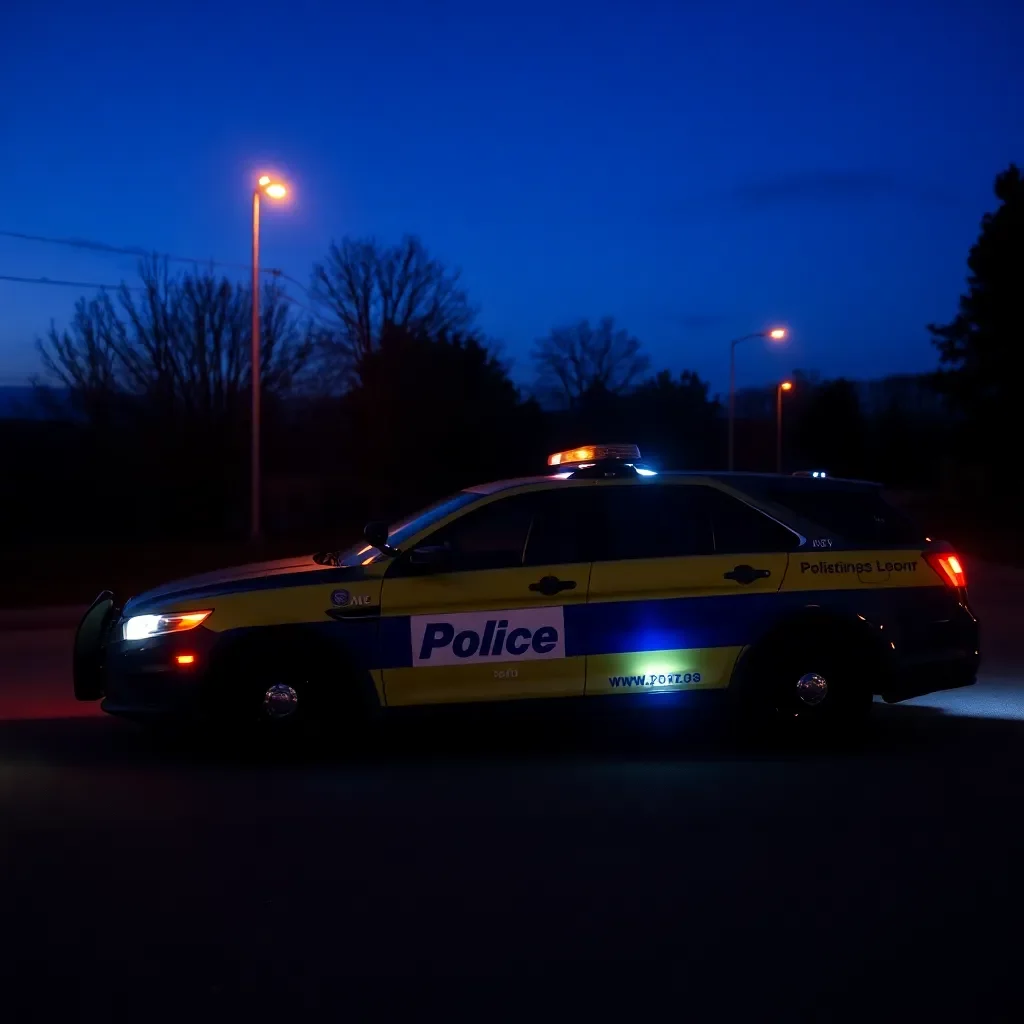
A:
[73,444,979,737]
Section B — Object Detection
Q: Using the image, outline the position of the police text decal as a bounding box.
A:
[411,607,565,666]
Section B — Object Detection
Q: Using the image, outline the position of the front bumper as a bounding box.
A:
[101,627,219,720]
[74,595,218,720]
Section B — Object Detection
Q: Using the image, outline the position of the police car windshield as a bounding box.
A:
[332,491,481,564]
[386,492,482,548]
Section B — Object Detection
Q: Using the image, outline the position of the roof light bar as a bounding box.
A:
[547,443,642,467]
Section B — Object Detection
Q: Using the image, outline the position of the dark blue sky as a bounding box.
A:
[3,0,1022,395]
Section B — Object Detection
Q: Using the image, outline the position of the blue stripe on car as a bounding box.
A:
[215,585,956,671]
[361,588,947,668]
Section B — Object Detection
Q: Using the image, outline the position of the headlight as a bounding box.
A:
[122,610,212,641]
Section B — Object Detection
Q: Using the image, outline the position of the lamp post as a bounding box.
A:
[728,326,787,471]
[776,380,793,474]
[250,174,288,542]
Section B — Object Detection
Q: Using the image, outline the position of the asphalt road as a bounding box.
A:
[1,569,1023,1021]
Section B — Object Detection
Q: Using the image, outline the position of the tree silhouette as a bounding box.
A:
[790,378,866,478]
[532,317,649,408]
[929,164,1024,467]
[624,369,722,468]
[34,259,316,534]
[311,236,476,383]
[339,325,542,515]
[37,257,314,430]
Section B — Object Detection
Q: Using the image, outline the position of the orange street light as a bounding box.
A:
[777,380,794,473]
[250,173,290,541]
[728,326,789,471]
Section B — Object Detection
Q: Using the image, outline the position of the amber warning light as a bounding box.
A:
[547,443,642,467]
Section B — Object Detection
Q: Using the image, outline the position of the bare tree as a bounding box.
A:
[532,317,649,408]
[311,235,476,379]
[37,258,315,427]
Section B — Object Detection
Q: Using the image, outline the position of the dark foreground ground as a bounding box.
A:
[1,565,1023,1021]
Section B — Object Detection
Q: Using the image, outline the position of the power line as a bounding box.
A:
[0,273,137,290]
[0,276,331,335]
[0,228,253,273]
[0,228,318,295]
[267,267,317,297]
[278,290,328,323]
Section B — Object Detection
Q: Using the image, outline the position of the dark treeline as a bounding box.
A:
[6,164,1022,549]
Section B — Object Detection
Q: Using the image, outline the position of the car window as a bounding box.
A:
[339,491,484,565]
[745,481,924,546]
[704,488,801,554]
[395,487,594,573]
[597,484,714,560]
[522,489,593,566]
[425,494,537,571]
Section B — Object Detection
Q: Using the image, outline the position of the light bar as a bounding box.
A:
[547,443,641,467]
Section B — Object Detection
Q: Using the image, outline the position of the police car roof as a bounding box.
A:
[466,471,881,495]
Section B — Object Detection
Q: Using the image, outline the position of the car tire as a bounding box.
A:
[738,641,873,744]
[208,643,356,753]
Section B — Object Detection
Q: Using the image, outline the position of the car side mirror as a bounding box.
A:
[363,520,398,557]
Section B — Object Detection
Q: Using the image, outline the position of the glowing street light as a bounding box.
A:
[777,380,793,473]
[260,178,288,200]
[250,174,290,541]
[728,326,788,471]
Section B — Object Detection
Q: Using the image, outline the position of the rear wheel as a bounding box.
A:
[737,642,873,743]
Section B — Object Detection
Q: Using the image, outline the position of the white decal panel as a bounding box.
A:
[410,607,566,667]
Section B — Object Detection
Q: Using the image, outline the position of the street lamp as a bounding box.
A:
[776,380,793,474]
[728,326,787,471]
[251,174,289,542]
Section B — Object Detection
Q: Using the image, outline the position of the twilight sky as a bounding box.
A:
[2,0,1022,395]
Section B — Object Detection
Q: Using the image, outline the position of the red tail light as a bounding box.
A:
[924,551,967,589]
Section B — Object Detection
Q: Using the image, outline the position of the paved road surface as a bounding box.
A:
[1,569,1022,1021]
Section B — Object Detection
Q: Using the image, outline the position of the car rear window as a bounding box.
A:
[752,482,925,546]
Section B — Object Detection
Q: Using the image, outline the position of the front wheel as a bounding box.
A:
[207,645,357,751]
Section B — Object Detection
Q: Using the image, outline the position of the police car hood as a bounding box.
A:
[122,555,360,613]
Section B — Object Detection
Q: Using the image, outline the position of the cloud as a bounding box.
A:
[727,170,956,208]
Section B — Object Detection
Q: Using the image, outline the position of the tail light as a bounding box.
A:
[924,550,967,589]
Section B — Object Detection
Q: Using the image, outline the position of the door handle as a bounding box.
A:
[724,564,772,585]
[528,576,577,597]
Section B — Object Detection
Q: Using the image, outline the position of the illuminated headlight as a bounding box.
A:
[122,610,212,641]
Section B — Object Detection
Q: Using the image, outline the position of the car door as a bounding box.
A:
[584,481,795,694]
[378,484,595,706]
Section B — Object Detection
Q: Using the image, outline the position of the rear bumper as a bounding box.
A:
[879,652,979,704]
[880,602,980,703]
